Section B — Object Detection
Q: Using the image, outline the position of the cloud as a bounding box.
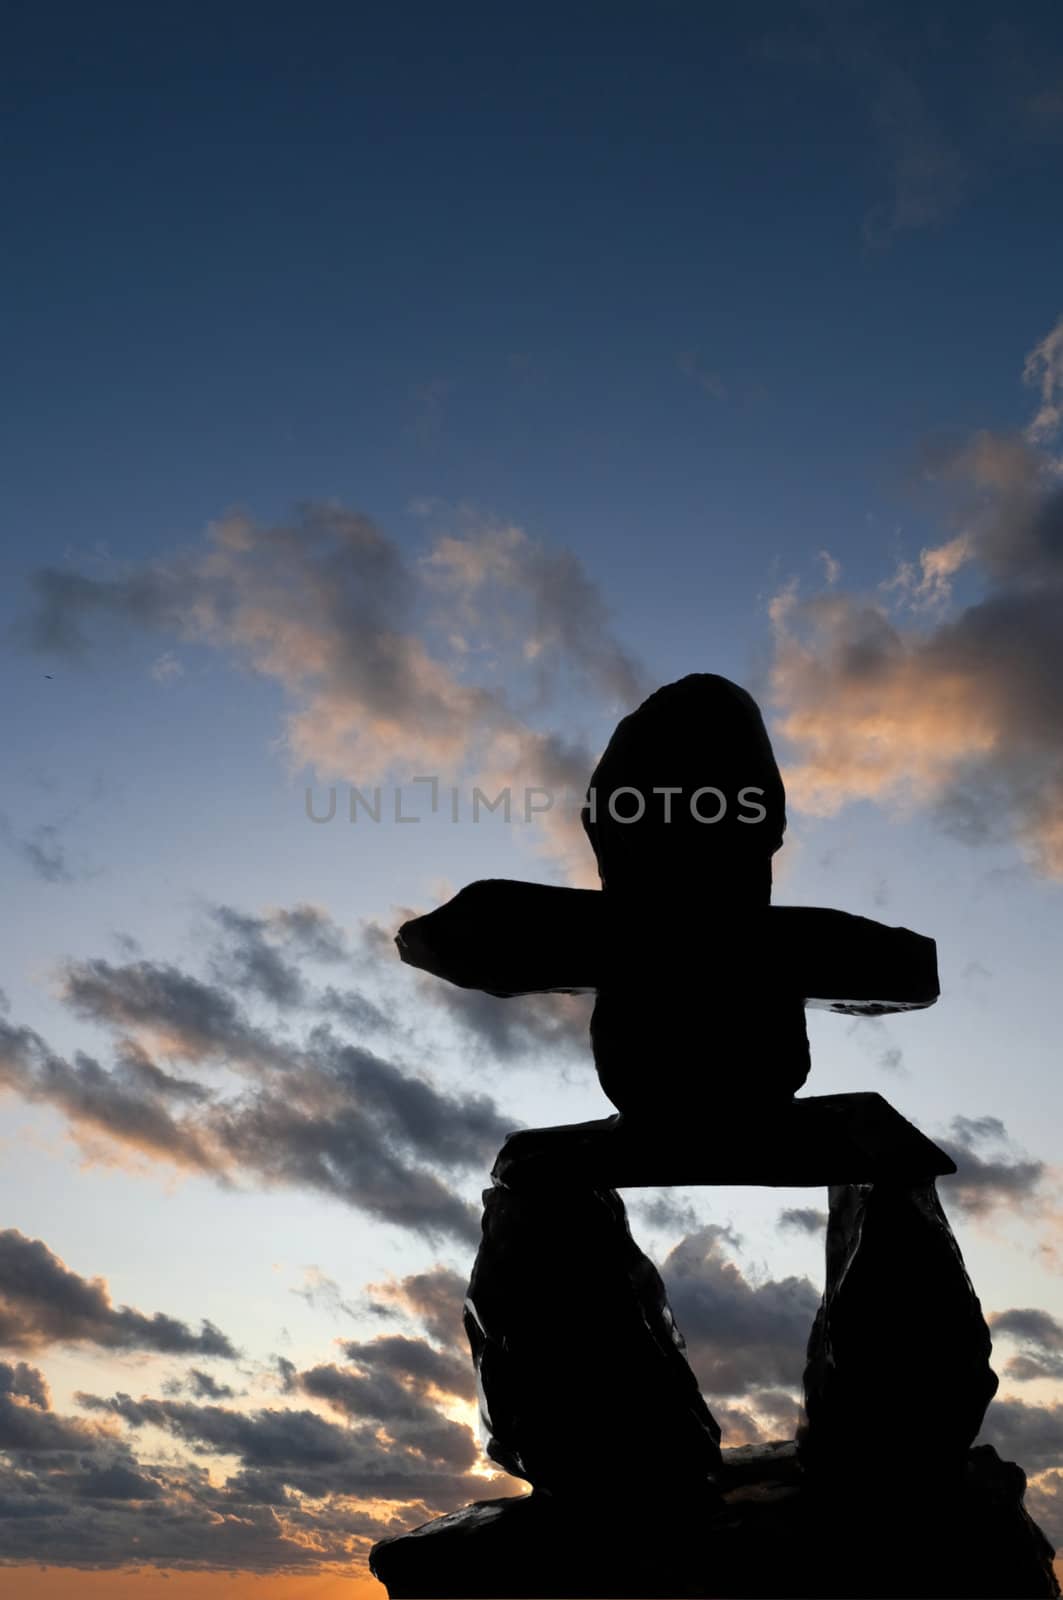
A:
[1024,315,1063,444]
[777,1206,828,1235]
[318,983,394,1034]
[20,823,74,883]
[1025,1468,1063,1549]
[0,814,77,884]
[59,954,292,1069]
[291,1267,359,1323]
[1,958,512,1244]
[662,1225,821,1401]
[203,902,393,1036]
[353,910,589,1065]
[23,503,644,880]
[769,318,1063,876]
[862,68,966,247]
[0,1350,448,1570]
[978,1396,1063,1477]
[678,350,727,401]
[630,1191,703,1235]
[366,1265,469,1352]
[0,1014,218,1169]
[295,1330,478,1472]
[818,550,841,586]
[183,1369,238,1400]
[207,906,308,1008]
[421,519,643,708]
[206,902,354,1011]
[150,649,184,683]
[65,1261,491,1557]
[76,1386,495,1512]
[0,1230,235,1357]
[414,980,591,1062]
[937,1115,1046,1219]
[0,1359,110,1453]
[990,1308,1063,1382]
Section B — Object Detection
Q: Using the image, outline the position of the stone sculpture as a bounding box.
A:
[371,674,1057,1599]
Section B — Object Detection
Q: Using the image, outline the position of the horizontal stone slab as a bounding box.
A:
[396,880,939,1016]
[490,1093,956,1190]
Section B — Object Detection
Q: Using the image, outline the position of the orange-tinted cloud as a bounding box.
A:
[769,317,1063,876]
[26,504,642,882]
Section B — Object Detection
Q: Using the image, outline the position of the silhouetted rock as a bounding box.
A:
[463,1178,722,1496]
[397,885,940,1014]
[370,1440,1059,1599]
[490,1095,956,1191]
[580,673,786,902]
[801,1180,999,1480]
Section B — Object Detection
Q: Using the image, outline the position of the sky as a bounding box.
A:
[4,0,1063,1591]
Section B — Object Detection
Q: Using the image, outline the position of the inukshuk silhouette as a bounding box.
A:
[371,676,1058,1600]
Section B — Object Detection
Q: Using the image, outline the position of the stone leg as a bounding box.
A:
[464,1174,723,1504]
[800,1180,998,1481]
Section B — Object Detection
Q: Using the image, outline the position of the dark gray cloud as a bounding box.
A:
[339,1333,476,1404]
[630,1191,702,1235]
[978,1397,1063,1477]
[209,1041,498,1243]
[662,1225,822,1400]
[208,905,307,1008]
[367,1265,468,1352]
[0,813,79,885]
[990,1308,1063,1382]
[937,1115,1046,1219]
[418,979,591,1062]
[59,955,290,1070]
[21,823,74,883]
[183,1368,238,1400]
[0,1015,216,1168]
[0,1229,235,1357]
[204,902,392,1030]
[271,903,350,963]
[0,1359,50,1408]
[0,1360,106,1453]
[777,1207,828,1235]
[76,1389,492,1509]
[206,902,357,1011]
[0,1355,430,1569]
[1,977,512,1245]
[318,984,393,1033]
[297,1332,478,1467]
[357,913,590,1064]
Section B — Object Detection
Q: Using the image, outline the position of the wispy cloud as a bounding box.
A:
[862,68,966,248]
[677,349,727,401]
[1,946,514,1245]
[937,1116,1046,1220]
[769,317,1063,875]
[23,503,645,881]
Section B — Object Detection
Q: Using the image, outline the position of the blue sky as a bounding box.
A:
[4,2,1063,1590]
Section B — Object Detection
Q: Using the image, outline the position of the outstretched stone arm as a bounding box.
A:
[396,878,939,1016]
